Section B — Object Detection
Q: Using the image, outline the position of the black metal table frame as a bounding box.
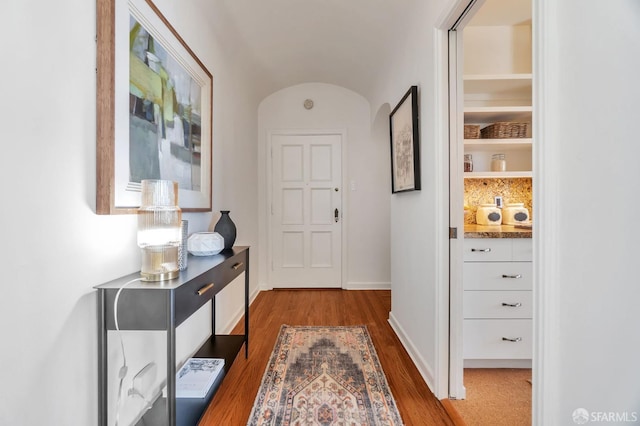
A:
[95,247,249,426]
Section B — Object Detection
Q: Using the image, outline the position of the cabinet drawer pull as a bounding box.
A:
[502,302,522,308]
[502,274,522,279]
[232,262,244,270]
[196,283,214,296]
[502,337,522,342]
[471,248,491,252]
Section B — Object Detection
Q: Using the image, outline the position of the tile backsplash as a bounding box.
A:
[464,178,533,224]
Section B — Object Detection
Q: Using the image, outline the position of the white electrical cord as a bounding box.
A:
[113,278,142,426]
[127,387,153,412]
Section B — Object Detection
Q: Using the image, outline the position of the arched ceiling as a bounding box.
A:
[203,0,531,102]
[205,0,421,101]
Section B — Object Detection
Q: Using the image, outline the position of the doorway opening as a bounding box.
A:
[445,0,534,424]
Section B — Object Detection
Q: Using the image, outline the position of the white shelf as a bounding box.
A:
[464,74,532,96]
[464,138,532,151]
[464,106,532,124]
[464,171,532,179]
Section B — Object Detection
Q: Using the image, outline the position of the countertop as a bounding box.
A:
[464,224,532,239]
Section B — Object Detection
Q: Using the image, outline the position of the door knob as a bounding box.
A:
[334,208,339,223]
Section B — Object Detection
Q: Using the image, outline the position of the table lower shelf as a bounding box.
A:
[193,334,247,371]
[137,334,246,426]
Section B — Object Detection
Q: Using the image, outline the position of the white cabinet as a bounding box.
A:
[463,238,532,366]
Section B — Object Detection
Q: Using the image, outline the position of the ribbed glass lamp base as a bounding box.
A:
[140,245,179,282]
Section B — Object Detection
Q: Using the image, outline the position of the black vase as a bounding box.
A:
[214,210,236,249]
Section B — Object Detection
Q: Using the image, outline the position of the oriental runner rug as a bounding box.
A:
[247,325,403,426]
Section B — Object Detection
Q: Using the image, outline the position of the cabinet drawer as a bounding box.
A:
[464,319,532,359]
[175,251,246,326]
[463,239,512,261]
[464,262,532,290]
[464,291,532,319]
[463,238,532,262]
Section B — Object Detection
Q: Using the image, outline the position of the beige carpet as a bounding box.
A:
[450,369,531,426]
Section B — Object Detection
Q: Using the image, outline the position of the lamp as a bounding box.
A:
[137,180,182,281]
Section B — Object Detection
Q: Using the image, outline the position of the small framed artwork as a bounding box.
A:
[96,0,213,214]
[389,85,421,193]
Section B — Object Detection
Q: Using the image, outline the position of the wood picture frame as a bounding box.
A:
[97,0,212,214]
[389,85,420,193]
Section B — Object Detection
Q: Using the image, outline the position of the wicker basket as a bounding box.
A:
[481,122,529,139]
[464,124,481,139]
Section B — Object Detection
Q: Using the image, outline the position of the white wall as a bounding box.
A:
[257,83,391,290]
[463,24,532,75]
[369,0,450,395]
[535,0,640,424]
[0,0,259,424]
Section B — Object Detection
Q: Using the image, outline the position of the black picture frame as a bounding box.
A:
[389,85,420,193]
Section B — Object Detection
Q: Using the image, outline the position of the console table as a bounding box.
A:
[95,246,249,426]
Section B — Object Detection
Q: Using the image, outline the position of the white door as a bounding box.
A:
[448,27,466,400]
[270,133,342,288]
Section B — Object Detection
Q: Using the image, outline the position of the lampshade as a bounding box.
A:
[137,180,182,281]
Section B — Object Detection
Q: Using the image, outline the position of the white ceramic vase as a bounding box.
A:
[187,232,225,256]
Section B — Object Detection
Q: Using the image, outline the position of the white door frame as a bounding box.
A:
[531,1,554,424]
[266,129,348,289]
[447,27,466,400]
[434,0,487,401]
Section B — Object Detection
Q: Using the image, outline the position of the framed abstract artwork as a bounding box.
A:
[96,0,212,214]
[389,85,420,193]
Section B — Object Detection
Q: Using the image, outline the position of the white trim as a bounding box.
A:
[266,128,348,289]
[259,281,274,291]
[445,27,467,401]
[218,287,262,334]
[436,0,486,30]
[341,129,349,292]
[432,26,453,401]
[435,0,482,402]
[249,287,261,306]
[388,312,436,392]
[532,0,556,424]
[343,282,391,290]
[265,129,274,289]
[217,303,242,335]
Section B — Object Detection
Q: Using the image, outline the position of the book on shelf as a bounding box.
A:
[176,358,225,398]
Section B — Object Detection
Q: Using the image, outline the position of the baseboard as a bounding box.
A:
[464,359,532,369]
[249,287,261,305]
[259,282,391,290]
[259,281,273,291]
[219,288,262,334]
[388,311,436,393]
[344,281,391,290]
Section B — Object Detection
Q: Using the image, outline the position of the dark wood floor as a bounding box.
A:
[199,289,455,425]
